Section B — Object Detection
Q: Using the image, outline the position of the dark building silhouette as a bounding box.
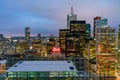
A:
[59,20,91,71]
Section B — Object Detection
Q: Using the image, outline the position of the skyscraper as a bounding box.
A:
[86,24,91,38]
[0,34,3,54]
[59,20,91,71]
[93,16,101,38]
[25,27,30,49]
[96,27,116,78]
[59,29,70,53]
[66,20,86,57]
[25,27,30,43]
[67,6,77,29]
[95,17,108,28]
[117,24,120,76]
[32,39,42,57]
[36,33,41,40]
[66,20,89,71]
[94,16,108,38]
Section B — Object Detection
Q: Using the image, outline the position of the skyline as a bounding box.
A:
[0,0,120,37]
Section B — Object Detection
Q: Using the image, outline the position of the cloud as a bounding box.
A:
[0,0,120,36]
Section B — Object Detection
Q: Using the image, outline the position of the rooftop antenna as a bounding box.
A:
[71,6,74,15]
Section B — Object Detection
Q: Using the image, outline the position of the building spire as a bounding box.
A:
[71,6,74,15]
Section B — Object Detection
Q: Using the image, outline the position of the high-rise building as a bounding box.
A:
[66,20,86,57]
[93,16,101,38]
[96,27,116,78]
[87,38,96,74]
[59,20,91,71]
[59,29,70,53]
[0,34,3,54]
[117,24,120,76]
[47,35,56,54]
[32,40,42,56]
[94,16,108,38]
[95,17,108,28]
[67,6,77,29]
[86,24,91,38]
[32,34,42,57]
[59,29,72,60]
[66,20,89,71]
[25,27,30,43]
[36,33,41,40]
[25,27,30,48]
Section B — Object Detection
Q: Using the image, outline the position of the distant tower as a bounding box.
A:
[36,33,41,40]
[25,27,30,45]
[71,6,74,15]
[0,34,3,53]
[67,6,77,29]
[93,16,101,38]
[119,24,120,31]
[86,24,91,38]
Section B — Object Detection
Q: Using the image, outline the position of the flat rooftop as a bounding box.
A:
[0,59,7,64]
[7,61,77,72]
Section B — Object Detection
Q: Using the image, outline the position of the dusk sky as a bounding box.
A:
[0,0,120,37]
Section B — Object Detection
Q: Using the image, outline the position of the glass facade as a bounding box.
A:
[86,24,91,38]
[25,27,30,42]
[95,18,108,28]
[67,15,77,29]
[117,25,120,76]
[93,16,101,38]
[59,29,70,53]
[96,27,116,77]
[65,21,87,57]
[0,34,3,53]
[67,7,77,29]
[25,27,30,48]
[6,71,95,80]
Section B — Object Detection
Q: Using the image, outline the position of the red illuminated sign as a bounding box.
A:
[52,47,61,52]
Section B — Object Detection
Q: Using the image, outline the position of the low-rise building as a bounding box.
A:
[6,61,78,80]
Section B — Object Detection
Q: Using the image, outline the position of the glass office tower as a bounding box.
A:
[95,27,116,79]
[67,6,77,29]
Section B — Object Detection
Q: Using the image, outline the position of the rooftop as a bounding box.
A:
[7,61,77,72]
[0,59,7,64]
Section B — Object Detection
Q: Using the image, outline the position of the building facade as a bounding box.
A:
[32,40,42,57]
[66,20,87,57]
[94,16,108,38]
[67,21,90,71]
[59,29,70,54]
[93,16,101,38]
[95,27,116,78]
[25,27,30,48]
[95,17,108,28]
[0,60,6,74]
[0,34,4,54]
[86,24,91,39]
[6,61,79,80]
[67,6,77,29]
[59,20,91,71]
[117,25,120,76]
